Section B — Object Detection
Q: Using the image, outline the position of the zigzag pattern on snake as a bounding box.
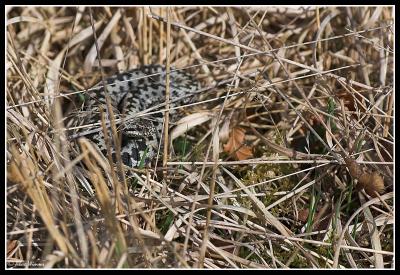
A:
[71,65,200,167]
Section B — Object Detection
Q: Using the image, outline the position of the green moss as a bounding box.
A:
[241,163,297,214]
[191,142,206,162]
[238,246,256,262]
[314,244,335,267]
[289,255,310,268]
[271,246,309,268]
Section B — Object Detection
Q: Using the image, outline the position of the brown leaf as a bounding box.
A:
[336,89,366,116]
[223,127,253,161]
[7,240,18,256]
[298,209,309,223]
[358,171,385,198]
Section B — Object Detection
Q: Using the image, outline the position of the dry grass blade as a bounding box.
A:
[6,6,393,269]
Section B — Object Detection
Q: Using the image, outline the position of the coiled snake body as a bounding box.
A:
[74,65,199,167]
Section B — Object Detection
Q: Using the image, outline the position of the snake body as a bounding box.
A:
[77,65,199,167]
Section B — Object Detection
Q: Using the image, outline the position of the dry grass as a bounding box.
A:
[6,6,394,269]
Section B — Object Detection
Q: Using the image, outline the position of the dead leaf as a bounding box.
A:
[336,89,366,116]
[223,127,253,161]
[170,112,212,142]
[298,209,309,223]
[7,240,18,255]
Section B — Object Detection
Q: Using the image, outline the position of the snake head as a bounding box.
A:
[120,136,157,167]
[123,118,156,138]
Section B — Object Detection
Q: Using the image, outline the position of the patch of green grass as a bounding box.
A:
[137,146,150,169]
[173,135,190,158]
[304,183,320,234]
[128,146,149,190]
[158,210,175,235]
[327,97,338,132]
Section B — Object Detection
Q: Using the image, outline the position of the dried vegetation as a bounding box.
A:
[6,6,394,268]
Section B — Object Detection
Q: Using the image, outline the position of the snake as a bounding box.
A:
[72,64,200,167]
